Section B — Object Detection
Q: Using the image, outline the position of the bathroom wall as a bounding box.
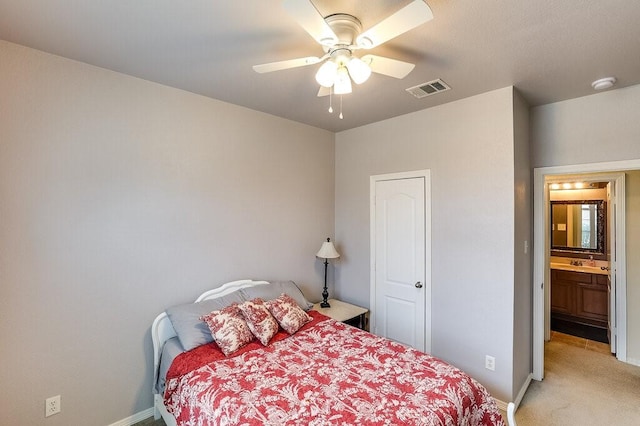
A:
[549,188,606,201]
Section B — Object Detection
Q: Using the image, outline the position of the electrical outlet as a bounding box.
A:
[485,355,496,371]
[45,395,61,417]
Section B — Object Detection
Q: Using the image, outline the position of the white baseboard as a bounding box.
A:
[494,398,508,411]
[494,372,533,412]
[108,407,154,426]
[514,373,533,408]
[626,357,640,367]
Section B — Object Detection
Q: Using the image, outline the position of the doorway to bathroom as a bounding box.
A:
[547,178,615,347]
[532,160,640,381]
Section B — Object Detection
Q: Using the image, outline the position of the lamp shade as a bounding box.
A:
[333,67,352,94]
[315,61,338,88]
[346,57,371,84]
[316,238,340,259]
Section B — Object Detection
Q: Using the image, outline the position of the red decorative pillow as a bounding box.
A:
[265,293,312,334]
[237,298,280,346]
[200,304,255,356]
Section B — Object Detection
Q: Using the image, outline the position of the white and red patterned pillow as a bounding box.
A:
[237,298,280,346]
[200,304,255,356]
[265,293,312,334]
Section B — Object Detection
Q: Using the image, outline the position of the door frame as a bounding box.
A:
[533,160,639,380]
[370,170,432,353]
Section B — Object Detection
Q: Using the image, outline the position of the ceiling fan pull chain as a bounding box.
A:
[328,86,333,113]
[339,95,344,119]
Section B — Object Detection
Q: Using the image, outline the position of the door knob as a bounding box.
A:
[415,281,423,288]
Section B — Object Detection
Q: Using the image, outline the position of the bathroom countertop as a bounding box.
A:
[550,262,609,275]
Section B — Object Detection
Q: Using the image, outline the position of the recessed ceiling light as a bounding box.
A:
[591,77,616,90]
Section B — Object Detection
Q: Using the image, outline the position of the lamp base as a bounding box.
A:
[321,257,331,308]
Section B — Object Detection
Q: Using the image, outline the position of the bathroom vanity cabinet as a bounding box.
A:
[551,269,608,330]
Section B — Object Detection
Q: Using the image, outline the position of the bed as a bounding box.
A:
[152,279,509,426]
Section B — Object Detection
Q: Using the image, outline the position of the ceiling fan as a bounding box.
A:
[253,0,434,99]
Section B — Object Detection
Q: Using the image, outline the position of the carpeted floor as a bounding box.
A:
[515,331,640,425]
[137,331,640,426]
[134,417,165,426]
[135,416,165,426]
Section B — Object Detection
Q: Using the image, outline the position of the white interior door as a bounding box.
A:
[370,172,430,353]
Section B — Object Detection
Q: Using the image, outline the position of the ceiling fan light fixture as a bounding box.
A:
[315,61,338,87]
[255,0,434,117]
[346,57,371,84]
[334,67,352,94]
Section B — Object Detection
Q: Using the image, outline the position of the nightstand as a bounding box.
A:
[313,299,369,330]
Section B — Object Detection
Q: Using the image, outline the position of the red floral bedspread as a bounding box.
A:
[165,312,505,425]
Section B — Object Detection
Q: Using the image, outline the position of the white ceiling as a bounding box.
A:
[1,0,639,132]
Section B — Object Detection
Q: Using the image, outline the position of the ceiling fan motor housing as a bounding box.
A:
[324,14,362,48]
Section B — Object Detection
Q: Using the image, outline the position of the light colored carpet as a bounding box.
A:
[515,332,640,425]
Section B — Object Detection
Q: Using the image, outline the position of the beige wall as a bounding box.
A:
[512,90,532,397]
[625,170,640,363]
[0,41,335,425]
[335,87,525,402]
[531,84,640,169]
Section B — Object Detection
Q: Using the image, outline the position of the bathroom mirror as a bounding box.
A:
[550,200,606,258]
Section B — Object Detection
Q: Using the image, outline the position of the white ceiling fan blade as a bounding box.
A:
[253,56,322,73]
[282,0,338,46]
[362,55,415,79]
[356,0,434,49]
[317,86,331,97]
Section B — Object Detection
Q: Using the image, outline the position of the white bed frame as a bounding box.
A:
[151,279,270,426]
[507,402,517,425]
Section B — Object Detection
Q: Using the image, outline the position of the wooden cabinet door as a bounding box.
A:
[576,283,608,324]
[551,269,608,329]
[551,277,574,315]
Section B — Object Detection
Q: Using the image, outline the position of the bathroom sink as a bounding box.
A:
[550,262,609,275]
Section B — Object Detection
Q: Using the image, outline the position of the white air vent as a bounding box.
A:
[406,79,451,99]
